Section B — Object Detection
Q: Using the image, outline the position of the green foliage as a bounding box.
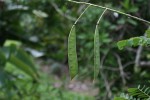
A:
[114,93,136,100]
[0,40,38,80]
[0,40,94,100]
[128,86,150,99]
[0,0,69,61]
[0,0,95,99]
[114,97,128,100]
[117,33,150,50]
[114,85,150,100]
[1,0,150,99]
[146,29,150,38]
[117,40,128,50]
[67,0,150,99]
[121,0,138,13]
[0,40,38,99]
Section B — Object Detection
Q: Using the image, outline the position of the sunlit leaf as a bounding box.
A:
[117,35,150,50]
[9,54,38,80]
[16,48,39,76]
[132,37,141,46]
[68,26,78,79]
[114,97,127,100]
[33,10,48,18]
[146,29,150,38]
[128,86,150,99]
[117,40,127,50]
[4,40,21,47]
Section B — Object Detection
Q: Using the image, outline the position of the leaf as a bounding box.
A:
[9,54,38,80]
[132,37,141,46]
[117,40,127,50]
[128,88,138,94]
[94,27,100,80]
[128,86,150,99]
[146,29,150,38]
[16,48,38,76]
[127,19,137,26]
[33,10,48,18]
[146,38,150,45]
[127,38,133,47]
[117,36,150,50]
[114,97,127,100]
[4,40,21,47]
[0,49,6,61]
[0,49,6,66]
[68,26,78,79]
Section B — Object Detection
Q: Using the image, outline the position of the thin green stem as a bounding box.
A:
[74,5,91,25]
[68,0,150,25]
[69,5,90,33]
[96,8,107,27]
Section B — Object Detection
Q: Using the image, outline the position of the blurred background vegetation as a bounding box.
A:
[0,0,150,100]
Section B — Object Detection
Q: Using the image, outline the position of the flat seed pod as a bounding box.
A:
[94,27,100,81]
[68,25,78,79]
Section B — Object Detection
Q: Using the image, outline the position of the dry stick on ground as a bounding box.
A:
[114,53,126,85]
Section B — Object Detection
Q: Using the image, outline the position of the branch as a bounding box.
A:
[135,26,150,68]
[95,8,107,37]
[100,52,112,99]
[74,5,91,25]
[77,0,90,13]
[135,45,143,67]
[69,5,91,37]
[140,61,150,67]
[114,53,126,85]
[51,2,76,21]
[67,0,150,25]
